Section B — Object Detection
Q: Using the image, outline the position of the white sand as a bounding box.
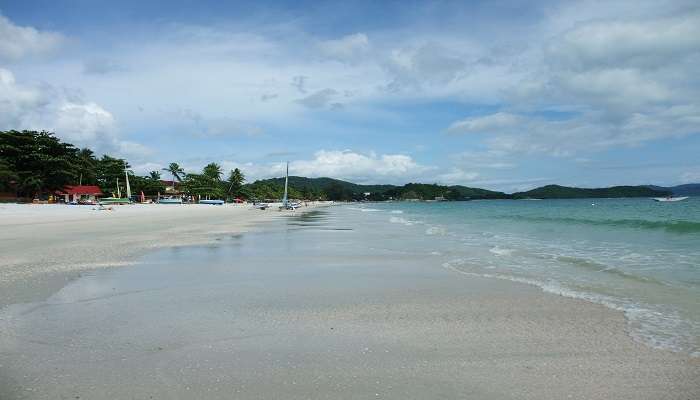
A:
[0,202,325,305]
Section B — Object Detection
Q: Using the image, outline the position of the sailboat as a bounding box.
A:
[280,161,296,210]
[99,170,132,205]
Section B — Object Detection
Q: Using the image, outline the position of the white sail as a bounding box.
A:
[125,169,132,199]
[282,161,289,207]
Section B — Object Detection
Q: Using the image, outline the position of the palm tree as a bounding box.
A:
[203,163,222,180]
[162,163,185,190]
[149,170,161,180]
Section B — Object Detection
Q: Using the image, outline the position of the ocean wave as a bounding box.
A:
[389,216,415,225]
[489,246,514,256]
[348,207,382,212]
[553,255,669,286]
[442,259,699,357]
[497,215,700,234]
[425,226,447,235]
[390,210,404,214]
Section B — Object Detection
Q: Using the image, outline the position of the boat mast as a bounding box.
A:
[282,161,289,207]
[125,169,131,200]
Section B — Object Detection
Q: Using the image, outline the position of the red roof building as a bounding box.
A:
[56,185,103,203]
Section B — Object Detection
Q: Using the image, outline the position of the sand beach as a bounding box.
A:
[0,203,697,399]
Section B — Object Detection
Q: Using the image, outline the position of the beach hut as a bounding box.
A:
[56,185,103,204]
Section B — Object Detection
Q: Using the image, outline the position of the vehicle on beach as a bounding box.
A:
[253,203,269,210]
[652,196,689,202]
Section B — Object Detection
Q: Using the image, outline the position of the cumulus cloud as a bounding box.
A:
[383,42,468,92]
[0,14,65,61]
[446,7,700,156]
[0,68,149,158]
[220,150,433,184]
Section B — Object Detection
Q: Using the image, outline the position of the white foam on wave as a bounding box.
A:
[389,216,419,226]
[489,246,514,256]
[442,258,699,357]
[425,226,447,236]
[348,207,382,212]
[390,210,403,214]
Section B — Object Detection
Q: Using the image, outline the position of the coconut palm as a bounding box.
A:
[162,163,185,189]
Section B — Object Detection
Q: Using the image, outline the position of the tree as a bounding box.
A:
[149,170,161,180]
[96,155,130,196]
[226,168,245,198]
[203,163,222,180]
[0,130,81,198]
[162,163,185,184]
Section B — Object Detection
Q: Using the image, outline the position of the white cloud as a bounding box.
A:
[446,7,700,156]
[680,169,700,184]
[296,88,340,109]
[220,150,433,184]
[318,33,370,63]
[547,13,700,70]
[0,67,149,158]
[166,108,264,137]
[0,13,65,61]
[447,113,521,134]
[436,168,479,185]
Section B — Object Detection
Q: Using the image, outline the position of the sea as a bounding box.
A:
[345,197,700,356]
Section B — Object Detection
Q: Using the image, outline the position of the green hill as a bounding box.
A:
[513,185,670,199]
[246,177,509,201]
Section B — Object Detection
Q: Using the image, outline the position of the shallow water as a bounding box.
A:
[348,198,700,356]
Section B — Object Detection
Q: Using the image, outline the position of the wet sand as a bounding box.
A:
[0,207,698,399]
[0,203,321,307]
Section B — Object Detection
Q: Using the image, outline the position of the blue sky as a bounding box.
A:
[1,0,699,191]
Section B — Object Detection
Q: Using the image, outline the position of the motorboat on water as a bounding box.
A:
[652,196,689,202]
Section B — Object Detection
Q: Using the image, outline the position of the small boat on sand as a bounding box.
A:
[158,197,182,204]
[199,199,224,205]
[652,196,689,202]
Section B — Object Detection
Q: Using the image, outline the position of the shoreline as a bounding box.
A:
[1,203,698,398]
[0,202,328,308]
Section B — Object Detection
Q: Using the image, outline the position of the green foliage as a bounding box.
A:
[226,168,245,199]
[203,163,222,180]
[244,180,302,201]
[162,163,185,182]
[0,130,81,197]
[95,155,130,195]
[149,171,161,180]
[129,174,166,196]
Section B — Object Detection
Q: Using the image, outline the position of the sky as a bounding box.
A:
[1,0,699,192]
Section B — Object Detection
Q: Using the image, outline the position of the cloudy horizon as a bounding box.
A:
[1,0,699,191]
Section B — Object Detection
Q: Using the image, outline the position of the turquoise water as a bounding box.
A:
[343,198,700,356]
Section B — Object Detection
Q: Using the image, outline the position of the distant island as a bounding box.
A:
[253,177,675,201]
[1,130,694,202]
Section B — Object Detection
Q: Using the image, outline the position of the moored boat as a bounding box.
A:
[199,199,224,205]
[652,196,689,202]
